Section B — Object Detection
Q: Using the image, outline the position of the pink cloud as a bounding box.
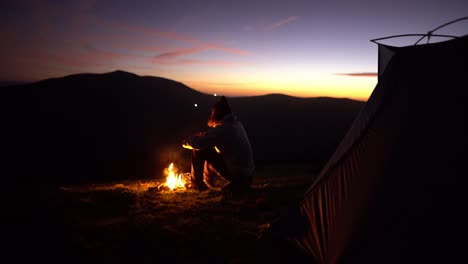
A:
[158,59,241,66]
[152,46,248,66]
[122,44,165,53]
[267,16,299,31]
[206,44,250,55]
[85,20,251,66]
[2,2,251,79]
[336,72,378,77]
[108,21,200,45]
[105,21,250,56]
[82,44,150,62]
[153,47,208,63]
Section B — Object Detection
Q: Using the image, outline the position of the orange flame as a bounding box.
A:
[163,163,186,190]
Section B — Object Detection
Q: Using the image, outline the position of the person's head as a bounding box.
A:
[208,96,231,127]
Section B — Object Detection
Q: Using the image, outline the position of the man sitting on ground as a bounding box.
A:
[182,96,255,192]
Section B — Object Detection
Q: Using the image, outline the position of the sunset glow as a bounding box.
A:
[1,1,467,101]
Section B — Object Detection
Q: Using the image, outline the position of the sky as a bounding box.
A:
[1,0,467,101]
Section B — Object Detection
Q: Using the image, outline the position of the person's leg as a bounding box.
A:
[196,149,253,193]
[190,149,209,190]
[204,150,231,183]
[204,160,231,188]
[191,148,230,190]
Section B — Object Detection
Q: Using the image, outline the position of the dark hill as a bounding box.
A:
[0,71,364,183]
[231,94,364,165]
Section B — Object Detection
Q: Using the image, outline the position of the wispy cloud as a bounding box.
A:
[1,2,251,80]
[104,21,250,66]
[207,45,249,55]
[336,72,378,77]
[153,47,207,63]
[165,59,241,66]
[83,44,149,62]
[109,21,200,45]
[152,44,249,66]
[266,16,299,31]
[106,21,250,56]
[153,47,241,66]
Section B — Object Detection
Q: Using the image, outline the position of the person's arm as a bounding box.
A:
[182,142,194,150]
[184,125,226,150]
[182,132,204,150]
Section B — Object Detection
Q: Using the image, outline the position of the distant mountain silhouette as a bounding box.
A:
[231,94,364,166]
[0,80,30,87]
[0,70,364,183]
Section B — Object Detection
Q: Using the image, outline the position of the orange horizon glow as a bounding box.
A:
[11,69,376,102]
[185,73,376,102]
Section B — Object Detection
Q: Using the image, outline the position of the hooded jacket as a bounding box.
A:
[187,113,255,183]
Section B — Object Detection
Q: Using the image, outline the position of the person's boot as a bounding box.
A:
[190,164,209,191]
[189,179,209,191]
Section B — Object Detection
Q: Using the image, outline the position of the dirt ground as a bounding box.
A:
[5,162,319,263]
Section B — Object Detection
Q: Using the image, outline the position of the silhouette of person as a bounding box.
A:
[182,96,255,192]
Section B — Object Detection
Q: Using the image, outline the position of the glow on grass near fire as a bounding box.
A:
[59,163,188,193]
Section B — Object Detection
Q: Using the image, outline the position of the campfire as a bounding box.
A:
[159,163,187,191]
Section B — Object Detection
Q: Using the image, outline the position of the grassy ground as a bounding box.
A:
[5,162,319,263]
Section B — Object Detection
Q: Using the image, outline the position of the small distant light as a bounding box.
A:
[194,103,198,107]
[214,93,217,96]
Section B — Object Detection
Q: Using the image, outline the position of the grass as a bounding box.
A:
[5,162,319,263]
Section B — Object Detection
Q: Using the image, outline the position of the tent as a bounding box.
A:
[269,19,468,263]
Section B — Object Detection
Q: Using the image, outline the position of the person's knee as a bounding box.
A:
[203,172,215,188]
[203,163,227,188]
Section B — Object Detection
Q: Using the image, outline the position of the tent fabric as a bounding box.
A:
[377,44,398,80]
[276,35,468,263]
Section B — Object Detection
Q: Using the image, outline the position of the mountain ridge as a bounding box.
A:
[0,70,364,183]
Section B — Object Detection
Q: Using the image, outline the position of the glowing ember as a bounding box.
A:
[162,163,186,190]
